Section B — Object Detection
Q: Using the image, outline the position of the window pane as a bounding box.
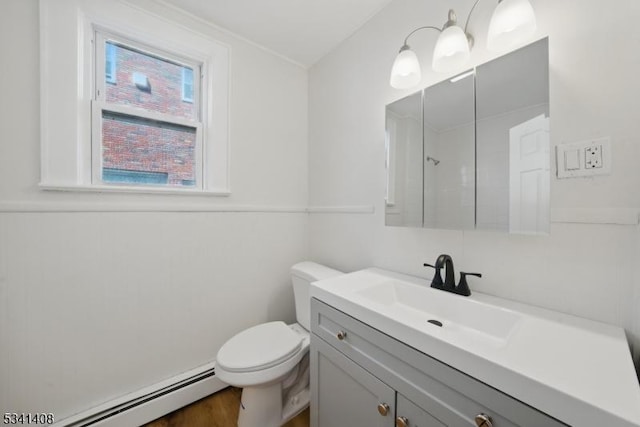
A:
[106,42,116,83]
[182,67,194,102]
[102,111,197,187]
[105,42,197,120]
[103,168,168,185]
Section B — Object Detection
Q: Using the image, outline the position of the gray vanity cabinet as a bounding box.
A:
[312,337,395,427]
[310,298,567,427]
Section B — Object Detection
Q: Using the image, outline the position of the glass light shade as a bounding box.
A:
[487,0,537,52]
[432,25,470,73]
[390,47,422,89]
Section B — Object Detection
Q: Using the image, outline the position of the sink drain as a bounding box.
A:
[427,319,443,327]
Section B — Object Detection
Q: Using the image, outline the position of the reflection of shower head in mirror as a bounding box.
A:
[426,156,440,166]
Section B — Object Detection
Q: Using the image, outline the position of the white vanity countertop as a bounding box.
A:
[310,268,640,427]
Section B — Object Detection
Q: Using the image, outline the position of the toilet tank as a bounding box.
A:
[291,262,343,331]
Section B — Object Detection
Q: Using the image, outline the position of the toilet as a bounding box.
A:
[215,262,343,427]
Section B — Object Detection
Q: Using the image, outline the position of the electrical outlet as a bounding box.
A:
[556,137,611,178]
[585,145,603,168]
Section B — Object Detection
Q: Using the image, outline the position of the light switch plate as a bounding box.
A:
[564,149,580,170]
[556,137,611,178]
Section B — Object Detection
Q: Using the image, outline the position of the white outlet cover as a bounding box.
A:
[565,149,580,170]
[556,137,611,178]
[585,146,603,168]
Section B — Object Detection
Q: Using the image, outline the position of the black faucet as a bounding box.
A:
[424,254,481,297]
[424,254,455,291]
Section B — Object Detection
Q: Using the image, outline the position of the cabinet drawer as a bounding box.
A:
[311,298,567,427]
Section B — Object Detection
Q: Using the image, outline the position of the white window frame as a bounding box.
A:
[92,29,203,189]
[39,0,230,196]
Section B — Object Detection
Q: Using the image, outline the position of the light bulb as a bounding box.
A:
[390,46,422,89]
[487,0,537,52]
[432,25,470,73]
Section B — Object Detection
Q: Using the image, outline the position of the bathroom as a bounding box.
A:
[1,0,639,426]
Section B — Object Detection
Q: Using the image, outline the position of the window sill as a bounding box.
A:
[38,183,231,197]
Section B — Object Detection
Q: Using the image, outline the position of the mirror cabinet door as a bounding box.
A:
[385,38,549,234]
[475,38,550,234]
[423,70,475,230]
[385,91,423,227]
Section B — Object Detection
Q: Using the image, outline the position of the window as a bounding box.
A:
[182,67,194,103]
[39,1,230,195]
[105,42,117,84]
[94,30,202,189]
[103,168,168,185]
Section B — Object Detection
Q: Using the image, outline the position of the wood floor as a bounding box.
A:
[142,387,309,427]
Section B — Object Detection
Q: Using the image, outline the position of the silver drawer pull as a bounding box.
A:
[336,330,347,340]
[475,413,493,427]
[396,416,409,427]
[377,403,389,416]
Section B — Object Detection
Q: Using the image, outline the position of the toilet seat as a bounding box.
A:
[217,321,303,373]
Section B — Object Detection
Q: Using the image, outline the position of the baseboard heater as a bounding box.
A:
[53,362,226,427]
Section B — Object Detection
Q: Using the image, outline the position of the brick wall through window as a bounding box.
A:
[102,42,198,186]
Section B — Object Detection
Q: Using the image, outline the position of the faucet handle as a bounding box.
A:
[456,272,481,296]
[423,263,444,289]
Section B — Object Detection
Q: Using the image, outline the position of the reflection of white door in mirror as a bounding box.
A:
[508,114,550,234]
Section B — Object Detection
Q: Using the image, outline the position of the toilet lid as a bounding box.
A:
[217,321,303,373]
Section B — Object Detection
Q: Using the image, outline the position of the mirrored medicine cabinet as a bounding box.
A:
[385,37,549,234]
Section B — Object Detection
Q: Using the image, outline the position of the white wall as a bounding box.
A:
[308,0,640,367]
[0,0,309,419]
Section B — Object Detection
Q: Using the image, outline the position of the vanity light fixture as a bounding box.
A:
[389,0,537,89]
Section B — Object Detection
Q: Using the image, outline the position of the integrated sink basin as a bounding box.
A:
[356,279,522,344]
[310,267,640,427]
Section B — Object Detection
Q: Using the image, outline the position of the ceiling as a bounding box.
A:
[161,0,394,67]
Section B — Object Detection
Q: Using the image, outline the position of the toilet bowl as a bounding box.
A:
[215,262,343,427]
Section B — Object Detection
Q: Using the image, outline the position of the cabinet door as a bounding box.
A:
[396,394,446,427]
[311,335,395,427]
